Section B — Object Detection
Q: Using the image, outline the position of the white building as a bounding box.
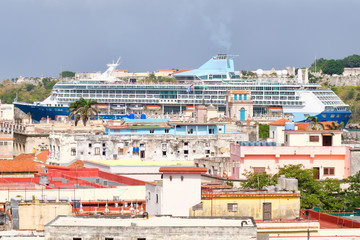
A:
[0,103,14,121]
[146,167,206,217]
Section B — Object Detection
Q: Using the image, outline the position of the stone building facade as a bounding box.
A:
[48,131,248,165]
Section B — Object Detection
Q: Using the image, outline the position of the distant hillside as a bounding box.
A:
[331,86,360,124]
[0,78,57,104]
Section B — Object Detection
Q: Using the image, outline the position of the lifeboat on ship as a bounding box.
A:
[96,104,109,109]
[268,106,282,112]
[128,104,144,111]
[111,103,127,110]
[146,105,161,111]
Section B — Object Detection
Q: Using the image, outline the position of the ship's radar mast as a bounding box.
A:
[96,57,121,81]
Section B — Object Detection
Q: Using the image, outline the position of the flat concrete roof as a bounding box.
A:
[47,216,255,227]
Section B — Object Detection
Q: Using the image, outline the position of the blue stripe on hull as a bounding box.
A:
[15,103,352,126]
[295,110,352,126]
[14,103,129,122]
[14,103,69,122]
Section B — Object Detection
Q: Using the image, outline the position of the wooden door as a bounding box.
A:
[263,202,272,221]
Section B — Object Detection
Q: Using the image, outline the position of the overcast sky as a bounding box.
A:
[0,0,359,80]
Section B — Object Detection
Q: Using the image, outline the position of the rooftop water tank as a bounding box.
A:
[285,121,295,131]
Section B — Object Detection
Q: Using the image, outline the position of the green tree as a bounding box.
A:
[276,164,322,209]
[321,59,344,75]
[60,71,76,78]
[241,170,277,189]
[318,179,344,212]
[306,116,324,130]
[259,124,269,139]
[68,98,98,126]
[344,171,360,211]
[310,58,328,72]
[342,54,360,68]
[325,122,343,130]
[25,84,36,91]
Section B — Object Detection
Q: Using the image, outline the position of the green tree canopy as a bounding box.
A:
[342,54,360,68]
[321,60,344,75]
[60,71,75,78]
[259,124,269,139]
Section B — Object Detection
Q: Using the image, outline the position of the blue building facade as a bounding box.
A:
[105,118,226,136]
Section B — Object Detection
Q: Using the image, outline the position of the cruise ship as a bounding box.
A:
[14,54,351,125]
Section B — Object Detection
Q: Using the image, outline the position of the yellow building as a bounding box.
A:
[190,189,300,221]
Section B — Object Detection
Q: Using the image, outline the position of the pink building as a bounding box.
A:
[230,130,351,180]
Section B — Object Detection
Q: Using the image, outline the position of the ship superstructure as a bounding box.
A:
[14,55,351,125]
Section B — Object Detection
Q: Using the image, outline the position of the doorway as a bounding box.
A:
[322,135,332,146]
[313,167,320,180]
[263,202,272,221]
[140,151,145,159]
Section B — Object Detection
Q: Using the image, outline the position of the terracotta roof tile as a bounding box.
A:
[13,153,35,161]
[269,119,290,126]
[295,121,339,130]
[0,159,43,173]
[36,151,49,162]
[68,160,84,169]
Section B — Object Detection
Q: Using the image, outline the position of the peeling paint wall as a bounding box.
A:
[190,194,300,220]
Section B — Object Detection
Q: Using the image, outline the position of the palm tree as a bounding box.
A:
[306,116,324,130]
[68,100,82,126]
[325,121,343,130]
[68,98,98,126]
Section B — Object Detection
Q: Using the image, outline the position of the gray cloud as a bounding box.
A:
[0,0,360,80]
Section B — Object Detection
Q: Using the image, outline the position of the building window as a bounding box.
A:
[95,147,100,155]
[324,167,335,176]
[88,143,92,148]
[184,150,189,154]
[150,129,154,134]
[165,129,169,133]
[105,238,114,240]
[162,151,167,156]
[227,203,238,212]
[73,238,82,240]
[184,142,188,146]
[102,143,106,147]
[181,176,184,181]
[209,129,214,134]
[156,194,159,204]
[309,136,319,142]
[188,128,193,134]
[169,176,172,181]
[71,148,76,156]
[148,192,150,200]
[253,167,265,174]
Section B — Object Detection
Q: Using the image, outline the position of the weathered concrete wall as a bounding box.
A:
[190,195,300,220]
[350,148,360,176]
[19,202,72,230]
[45,225,257,240]
[50,133,248,165]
